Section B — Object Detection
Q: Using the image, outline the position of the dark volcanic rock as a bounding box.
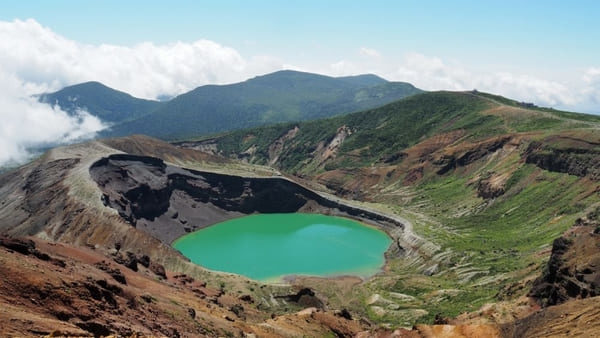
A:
[173,274,196,285]
[336,308,353,320]
[188,307,196,319]
[435,136,511,175]
[95,261,127,285]
[0,236,66,267]
[124,252,139,271]
[278,288,325,309]
[138,254,150,268]
[239,294,254,303]
[76,321,112,337]
[113,251,138,272]
[381,152,406,164]
[477,178,505,199]
[82,277,122,309]
[149,262,167,279]
[530,221,600,307]
[529,237,574,306]
[0,236,36,255]
[90,154,405,244]
[230,304,245,319]
[525,140,600,180]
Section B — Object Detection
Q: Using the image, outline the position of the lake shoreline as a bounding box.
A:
[173,213,391,282]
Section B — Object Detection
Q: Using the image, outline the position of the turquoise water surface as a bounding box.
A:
[173,213,391,282]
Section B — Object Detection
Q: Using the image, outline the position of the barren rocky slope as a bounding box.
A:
[0,135,426,336]
[0,136,400,337]
[0,235,366,337]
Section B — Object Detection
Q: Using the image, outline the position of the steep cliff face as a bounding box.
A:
[90,153,406,244]
[433,136,513,175]
[497,208,600,337]
[529,207,600,306]
[525,133,600,180]
[0,142,184,272]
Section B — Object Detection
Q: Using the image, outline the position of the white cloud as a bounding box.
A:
[583,67,600,84]
[0,18,287,166]
[317,53,589,110]
[0,69,105,166]
[582,67,600,107]
[2,18,597,112]
[329,60,360,76]
[390,53,582,109]
[0,19,285,99]
[323,52,585,109]
[359,47,381,58]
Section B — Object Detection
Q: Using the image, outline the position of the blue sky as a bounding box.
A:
[0,1,599,112]
[3,0,599,68]
[0,1,599,165]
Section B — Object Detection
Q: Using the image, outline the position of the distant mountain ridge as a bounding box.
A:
[39,70,423,140]
[106,70,423,140]
[39,81,163,123]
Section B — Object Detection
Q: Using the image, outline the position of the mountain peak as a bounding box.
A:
[106,70,423,139]
[39,81,162,123]
[247,70,387,87]
[337,74,388,86]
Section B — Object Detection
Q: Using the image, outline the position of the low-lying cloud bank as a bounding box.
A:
[0,18,599,167]
[330,51,600,113]
[0,19,275,167]
[0,70,105,166]
[3,19,599,110]
[0,19,280,100]
[0,19,289,167]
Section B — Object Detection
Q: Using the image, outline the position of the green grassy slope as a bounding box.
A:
[105,70,423,139]
[214,91,498,173]
[39,81,163,123]
[214,90,600,173]
[204,90,600,326]
[385,164,597,324]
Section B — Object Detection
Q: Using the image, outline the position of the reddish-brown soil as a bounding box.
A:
[0,236,368,337]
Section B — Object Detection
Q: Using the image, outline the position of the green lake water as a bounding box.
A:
[172,213,391,282]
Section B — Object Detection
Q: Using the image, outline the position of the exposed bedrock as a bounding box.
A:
[529,229,600,306]
[90,154,405,244]
[433,136,512,175]
[525,140,600,180]
[0,158,79,237]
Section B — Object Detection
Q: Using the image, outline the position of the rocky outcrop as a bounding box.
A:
[94,259,125,280]
[525,141,600,180]
[434,136,511,175]
[528,237,581,306]
[0,236,66,268]
[149,261,167,279]
[476,175,506,199]
[172,139,219,155]
[268,126,299,165]
[277,287,325,309]
[529,209,600,306]
[316,125,352,165]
